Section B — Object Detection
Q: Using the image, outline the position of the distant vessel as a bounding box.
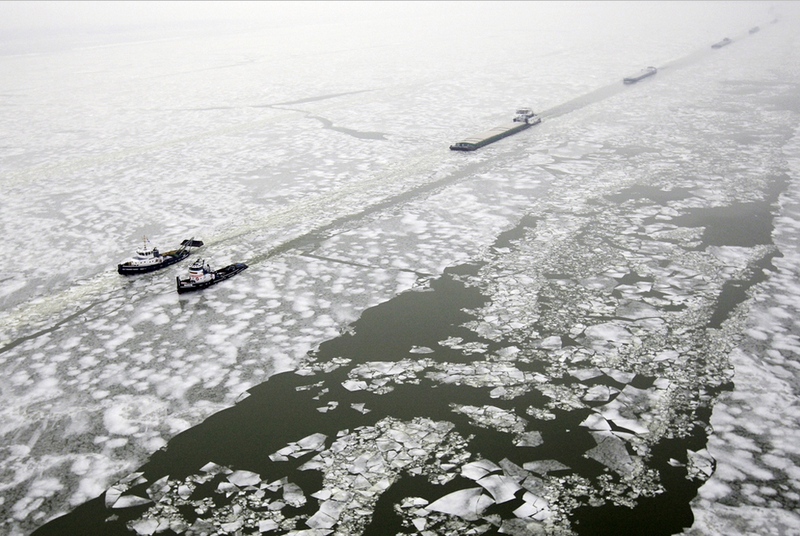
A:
[623,66,657,84]
[117,237,203,275]
[176,258,248,293]
[749,26,760,34]
[450,110,541,151]
[711,38,732,49]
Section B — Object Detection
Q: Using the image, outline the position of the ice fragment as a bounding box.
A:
[426,487,493,521]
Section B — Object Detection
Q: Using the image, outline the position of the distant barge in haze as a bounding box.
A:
[450,109,541,151]
[711,37,732,49]
[623,66,657,84]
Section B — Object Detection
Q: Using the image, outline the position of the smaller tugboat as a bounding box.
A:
[118,237,204,275]
[176,258,248,293]
[711,37,732,49]
[623,66,657,84]
[749,26,760,34]
[513,107,539,123]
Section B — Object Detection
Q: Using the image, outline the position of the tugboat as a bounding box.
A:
[513,107,541,124]
[117,237,204,275]
[176,258,248,293]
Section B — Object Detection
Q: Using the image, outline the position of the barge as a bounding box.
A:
[711,37,732,49]
[623,66,657,84]
[450,110,541,152]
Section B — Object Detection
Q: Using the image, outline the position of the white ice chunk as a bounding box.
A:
[299,456,327,472]
[341,380,368,392]
[602,369,637,384]
[351,403,371,414]
[177,485,192,499]
[311,489,332,501]
[569,368,604,381]
[586,431,637,476]
[221,520,243,533]
[130,518,161,536]
[105,485,124,508]
[146,475,170,502]
[200,462,226,475]
[522,460,569,475]
[687,448,716,479]
[426,487,494,521]
[283,482,306,507]
[258,519,278,532]
[477,474,521,503]
[580,413,611,431]
[540,336,562,349]
[498,458,529,482]
[228,470,261,488]
[306,499,347,529]
[583,384,617,402]
[584,324,632,349]
[410,346,434,354]
[513,491,550,519]
[514,431,543,447]
[461,459,502,481]
[596,385,656,434]
[297,433,328,451]
[654,350,679,362]
[112,494,153,508]
[400,497,429,508]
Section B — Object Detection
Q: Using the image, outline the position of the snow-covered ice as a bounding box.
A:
[2,3,800,536]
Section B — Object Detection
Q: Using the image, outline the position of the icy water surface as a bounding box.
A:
[2,4,800,536]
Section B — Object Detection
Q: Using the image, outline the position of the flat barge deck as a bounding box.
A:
[450,115,540,152]
[623,66,657,84]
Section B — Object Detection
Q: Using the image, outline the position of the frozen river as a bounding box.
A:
[2,3,800,535]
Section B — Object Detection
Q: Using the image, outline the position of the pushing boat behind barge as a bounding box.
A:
[450,109,541,152]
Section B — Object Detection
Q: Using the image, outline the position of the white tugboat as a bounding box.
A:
[176,258,248,293]
[117,237,203,275]
[512,107,541,124]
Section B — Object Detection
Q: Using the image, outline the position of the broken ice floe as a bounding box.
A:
[439,336,489,355]
[451,404,528,436]
[427,488,494,520]
[686,448,716,481]
[269,432,328,462]
[112,417,478,535]
[585,431,639,477]
[522,460,570,476]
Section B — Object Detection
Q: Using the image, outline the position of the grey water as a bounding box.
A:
[3,2,800,535]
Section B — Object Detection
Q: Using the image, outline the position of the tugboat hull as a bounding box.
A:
[117,249,191,274]
[176,263,248,293]
[118,238,203,275]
